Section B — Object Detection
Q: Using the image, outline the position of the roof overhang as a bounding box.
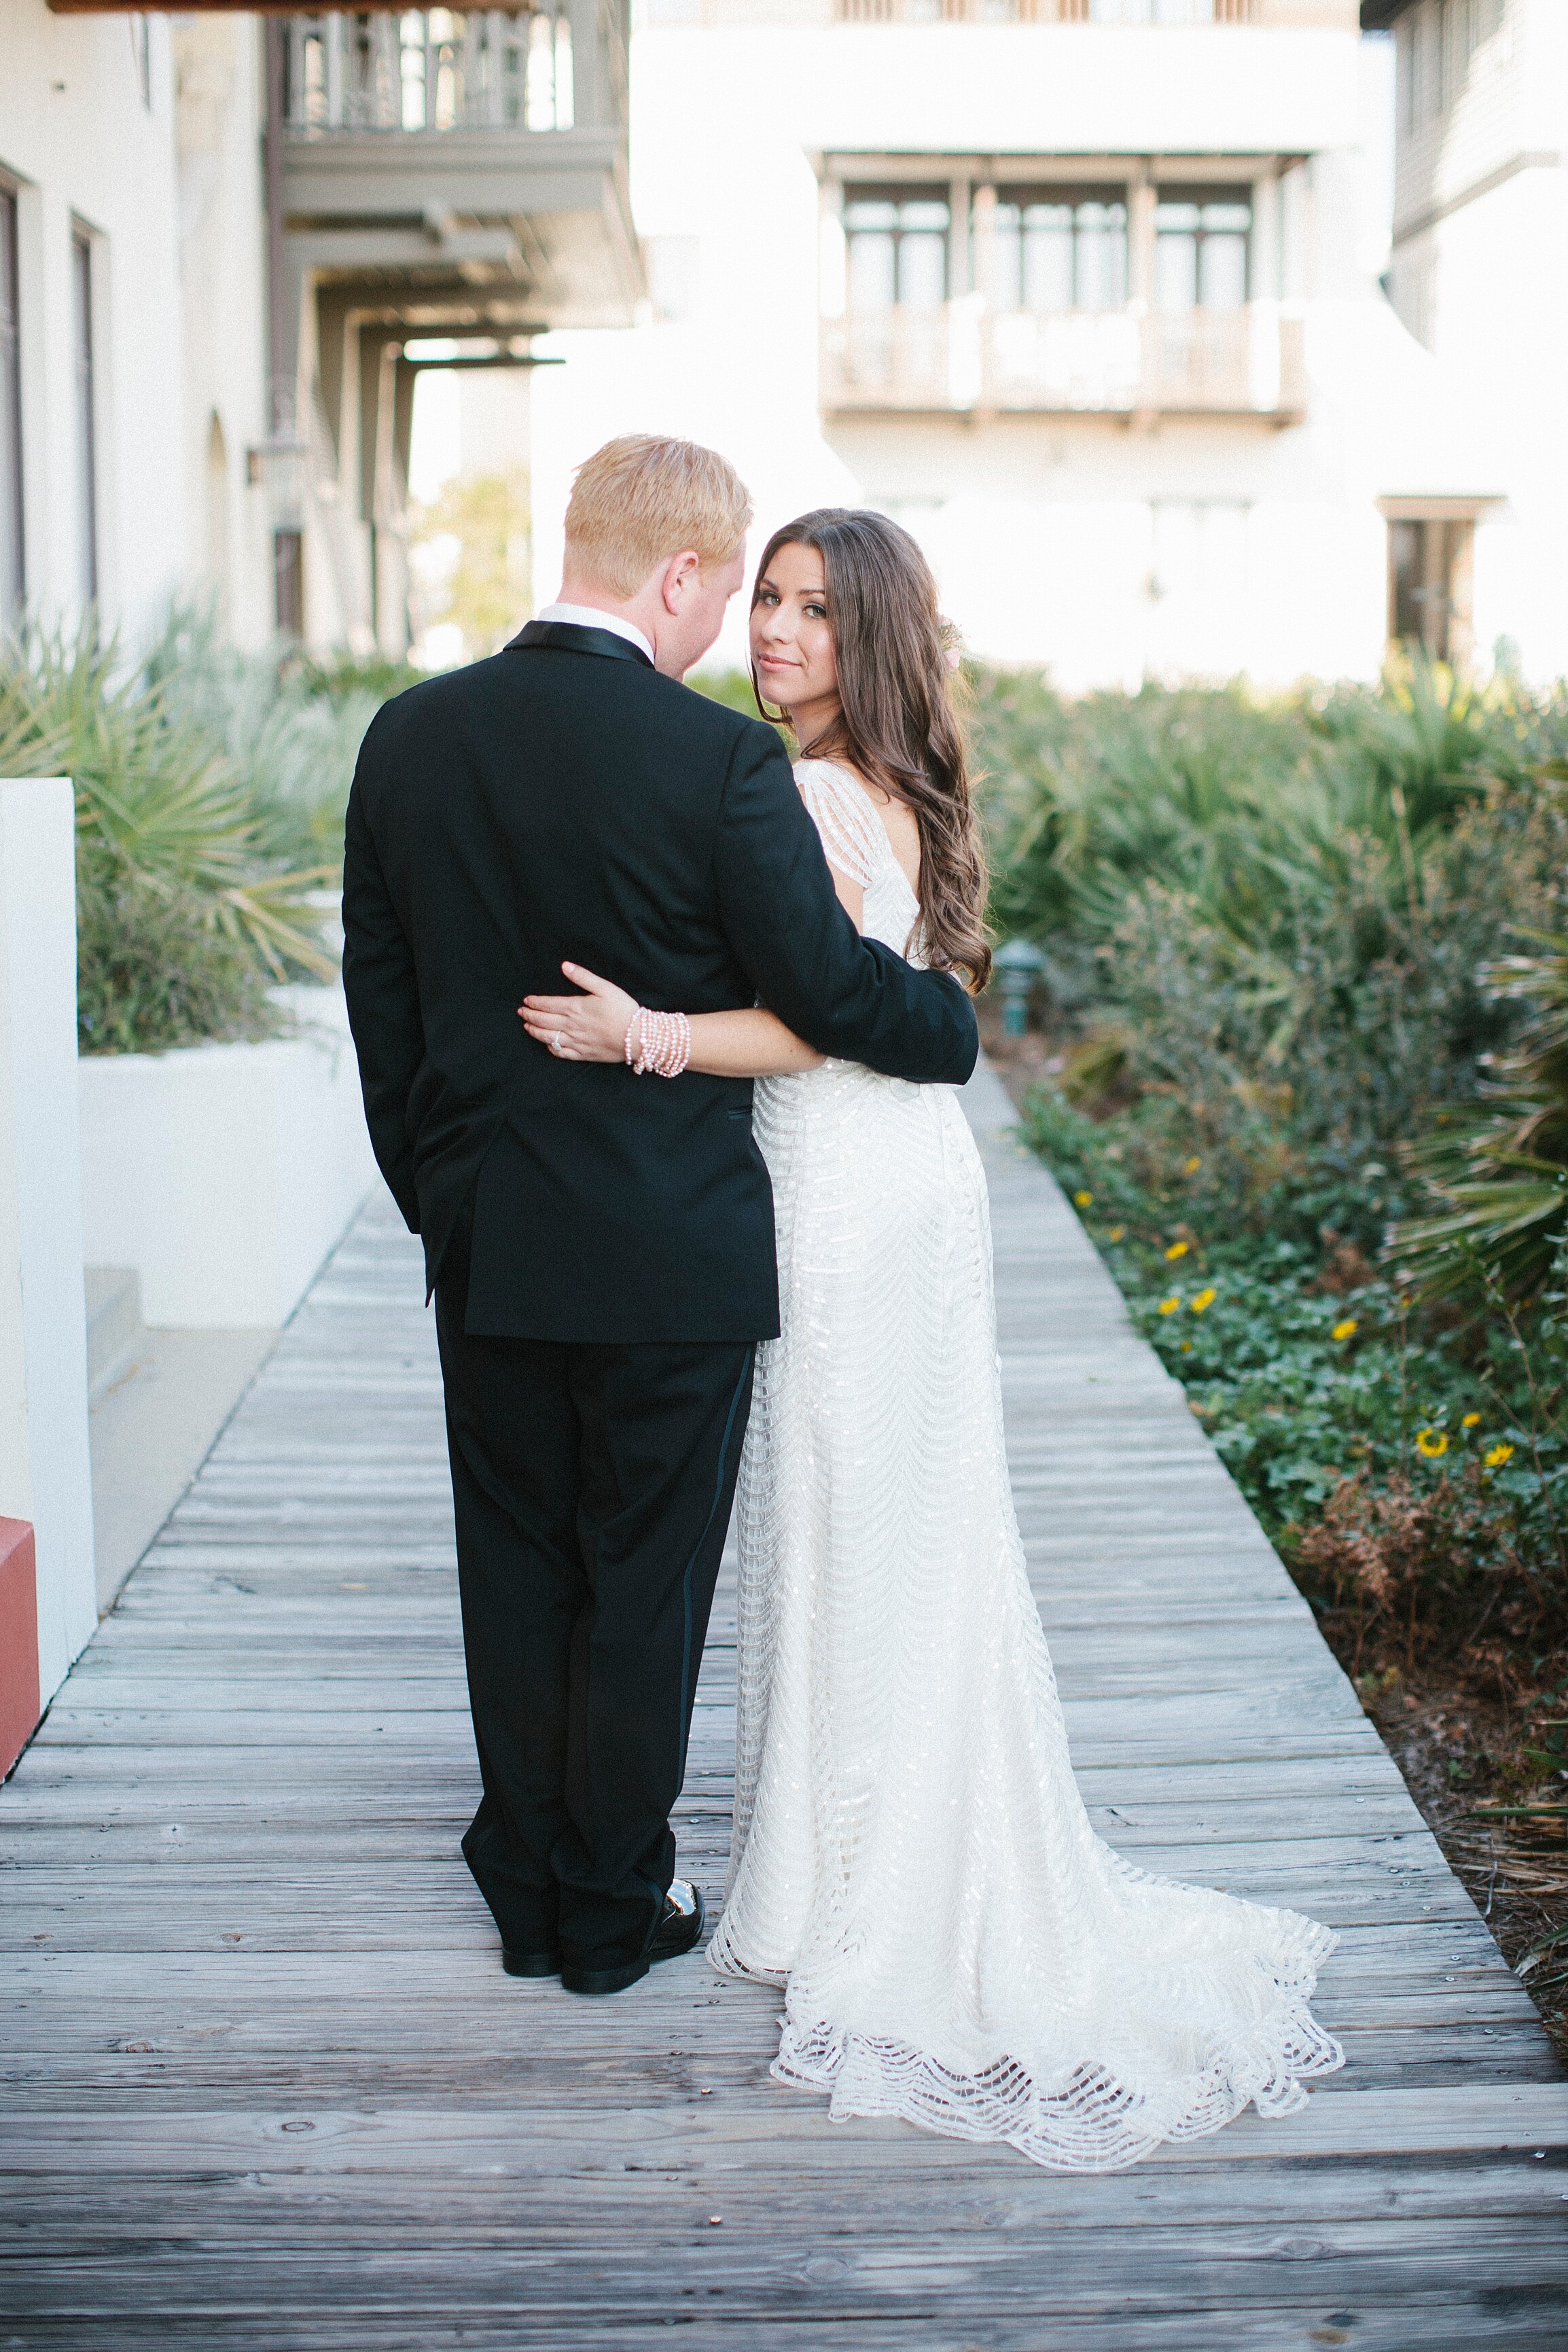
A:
[1376,495,1508,521]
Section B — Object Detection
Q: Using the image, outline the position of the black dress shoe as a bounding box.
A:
[561,1879,705,1998]
[501,1946,560,1978]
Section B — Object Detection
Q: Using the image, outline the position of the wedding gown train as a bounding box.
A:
[706,758,1343,2173]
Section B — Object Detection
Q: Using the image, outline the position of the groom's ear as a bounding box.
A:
[660,550,704,614]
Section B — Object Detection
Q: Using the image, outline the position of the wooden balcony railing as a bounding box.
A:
[832,1,1259,24]
[821,300,1306,419]
[283,4,622,136]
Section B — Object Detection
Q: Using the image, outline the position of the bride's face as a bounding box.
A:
[751,541,840,730]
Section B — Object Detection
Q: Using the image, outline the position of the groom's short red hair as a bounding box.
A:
[564,435,753,599]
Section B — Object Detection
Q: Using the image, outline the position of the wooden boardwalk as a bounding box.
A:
[4,1065,1567,2350]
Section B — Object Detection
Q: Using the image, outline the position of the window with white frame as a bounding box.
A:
[1388,512,1474,667]
[1154,190,1250,312]
[991,188,1128,315]
[130,14,152,109]
[844,188,950,313]
[71,226,98,607]
[1438,0,1457,110]
[0,179,21,623]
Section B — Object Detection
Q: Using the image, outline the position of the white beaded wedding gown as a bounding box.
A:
[707,757,1343,2172]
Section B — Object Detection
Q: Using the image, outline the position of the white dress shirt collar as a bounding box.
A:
[536,603,655,664]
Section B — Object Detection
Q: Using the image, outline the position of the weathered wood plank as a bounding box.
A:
[2,1084,1565,2348]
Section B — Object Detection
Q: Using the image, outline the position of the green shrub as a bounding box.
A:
[1,612,403,1056]
[988,661,1568,1692]
[1395,921,1568,1307]
[686,667,761,717]
[76,871,282,1056]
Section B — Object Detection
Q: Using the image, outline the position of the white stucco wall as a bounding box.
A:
[1385,0,1568,680]
[0,1,188,645]
[173,16,274,652]
[0,779,95,1707]
[525,14,1502,688]
[77,985,381,1330]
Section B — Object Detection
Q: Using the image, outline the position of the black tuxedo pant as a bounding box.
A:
[434,1214,755,1976]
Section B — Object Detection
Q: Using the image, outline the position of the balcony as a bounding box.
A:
[280,5,639,330]
[266,5,638,657]
[820,300,1306,422]
[829,1,1351,22]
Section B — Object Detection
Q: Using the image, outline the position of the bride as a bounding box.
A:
[520,507,1342,2171]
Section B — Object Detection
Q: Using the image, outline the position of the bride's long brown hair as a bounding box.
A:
[749,509,991,992]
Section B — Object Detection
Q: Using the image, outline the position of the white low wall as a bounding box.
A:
[0,778,96,1715]
[78,983,382,1328]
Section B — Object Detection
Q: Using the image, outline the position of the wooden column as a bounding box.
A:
[1128,159,1156,306]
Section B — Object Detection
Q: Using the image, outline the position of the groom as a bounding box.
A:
[342,435,978,1995]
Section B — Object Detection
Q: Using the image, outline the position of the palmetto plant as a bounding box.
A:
[0,620,340,988]
[1393,929,1568,1304]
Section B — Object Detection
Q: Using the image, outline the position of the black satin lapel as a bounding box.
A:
[507,620,655,671]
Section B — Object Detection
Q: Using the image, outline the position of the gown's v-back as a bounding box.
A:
[707,757,1342,2172]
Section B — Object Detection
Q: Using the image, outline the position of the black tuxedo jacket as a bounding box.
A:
[341,621,979,1342]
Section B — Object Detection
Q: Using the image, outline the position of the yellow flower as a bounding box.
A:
[1332,1317,1358,1342]
[1179,1340,1193,1353]
[1190,1288,1216,1313]
[1461,1412,1481,1428]
[1182,1156,1202,1175]
[1164,1240,1190,1260]
[1158,1296,1181,1315]
[1484,1442,1515,1469]
[1414,1428,1448,1459]
[1073,1190,1093,1209]
[1107,1225,1125,1243]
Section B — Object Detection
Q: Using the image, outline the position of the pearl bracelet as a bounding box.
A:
[623,1005,691,1078]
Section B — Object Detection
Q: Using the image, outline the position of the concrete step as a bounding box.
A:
[84,1268,142,1400]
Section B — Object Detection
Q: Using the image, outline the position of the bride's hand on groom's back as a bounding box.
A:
[520,963,639,1063]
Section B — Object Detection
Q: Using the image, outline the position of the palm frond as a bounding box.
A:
[1394,929,1568,1301]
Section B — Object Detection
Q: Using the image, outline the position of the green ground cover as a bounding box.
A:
[976,658,1568,2014]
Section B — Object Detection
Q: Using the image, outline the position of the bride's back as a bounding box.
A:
[794,758,925,966]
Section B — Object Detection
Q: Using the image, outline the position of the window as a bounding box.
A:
[71,227,96,608]
[1389,516,1473,666]
[991,188,1127,314]
[1434,0,1449,111]
[130,14,152,109]
[1154,189,1250,312]
[274,527,304,638]
[0,182,21,624]
[844,188,950,312]
[206,413,229,624]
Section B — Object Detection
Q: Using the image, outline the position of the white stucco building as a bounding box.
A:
[523,0,1514,687]
[0,6,188,645]
[1369,0,1567,681]
[0,1,277,650]
[0,0,639,656]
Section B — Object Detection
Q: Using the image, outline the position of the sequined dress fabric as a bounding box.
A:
[706,758,1344,2171]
